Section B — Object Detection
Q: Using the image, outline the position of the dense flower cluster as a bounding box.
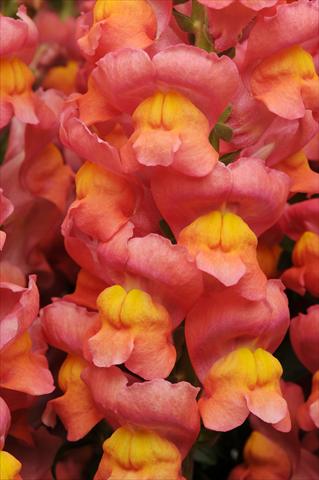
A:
[0,0,318,478]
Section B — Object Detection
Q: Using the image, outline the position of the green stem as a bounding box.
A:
[1,0,18,17]
[191,0,213,52]
[61,0,75,19]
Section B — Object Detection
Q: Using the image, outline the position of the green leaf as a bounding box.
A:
[0,127,9,166]
[209,130,219,152]
[1,0,18,17]
[219,150,240,165]
[214,123,233,142]
[159,219,176,244]
[173,9,194,33]
[218,105,232,124]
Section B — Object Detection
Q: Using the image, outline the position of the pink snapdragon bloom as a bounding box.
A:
[41,354,104,441]
[151,157,290,238]
[0,277,54,396]
[231,382,319,479]
[0,276,55,478]
[61,160,161,280]
[186,280,290,432]
[43,231,202,380]
[4,426,62,480]
[152,157,289,300]
[290,306,319,431]
[40,300,103,441]
[73,45,239,177]
[0,190,14,251]
[241,1,319,120]
[34,10,82,96]
[64,269,108,310]
[0,6,39,128]
[199,0,280,52]
[230,417,319,479]
[0,90,74,292]
[41,301,200,468]
[82,366,200,479]
[297,372,319,432]
[77,0,172,63]
[290,305,319,375]
[232,105,319,183]
[280,199,319,297]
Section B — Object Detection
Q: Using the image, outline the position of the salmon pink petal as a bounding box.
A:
[280,199,319,240]
[64,269,108,310]
[297,372,319,431]
[124,129,181,169]
[281,266,307,297]
[89,324,135,368]
[199,347,289,431]
[0,102,14,130]
[228,80,274,151]
[0,190,14,226]
[250,46,319,120]
[20,143,73,212]
[274,150,319,195]
[93,48,156,113]
[186,280,289,383]
[121,90,218,177]
[304,132,319,160]
[77,0,166,62]
[0,190,14,250]
[124,332,176,380]
[246,388,289,427]
[23,88,65,161]
[228,431,292,480]
[0,398,11,449]
[151,162,231,236]
[204,2,257,52]
[0,276,39,351]
[41,300,99,357]
[199,386,248,432]
[0,6,38,62]
[228,157,290,236]
[60,105,122,174]
[81,365,131,427]
[153,45,239,125]
[83,366,200,458]
[151,158,289,237]
[290,306,319,374]
[88,285,176,379]
[251,381,304,459]
[245,1,319,70]
[42,355,103,441]
[201,0,277,9]
[178,210,267,301]
[244,1,319,119]
[0,332,54,395]
[242,111,319,167]
[68,161,138,242]
[126,234,203,325]
[0,59,39,128]
[148,0,172,38]
[282,231,319,297]
[115,379,200,458]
